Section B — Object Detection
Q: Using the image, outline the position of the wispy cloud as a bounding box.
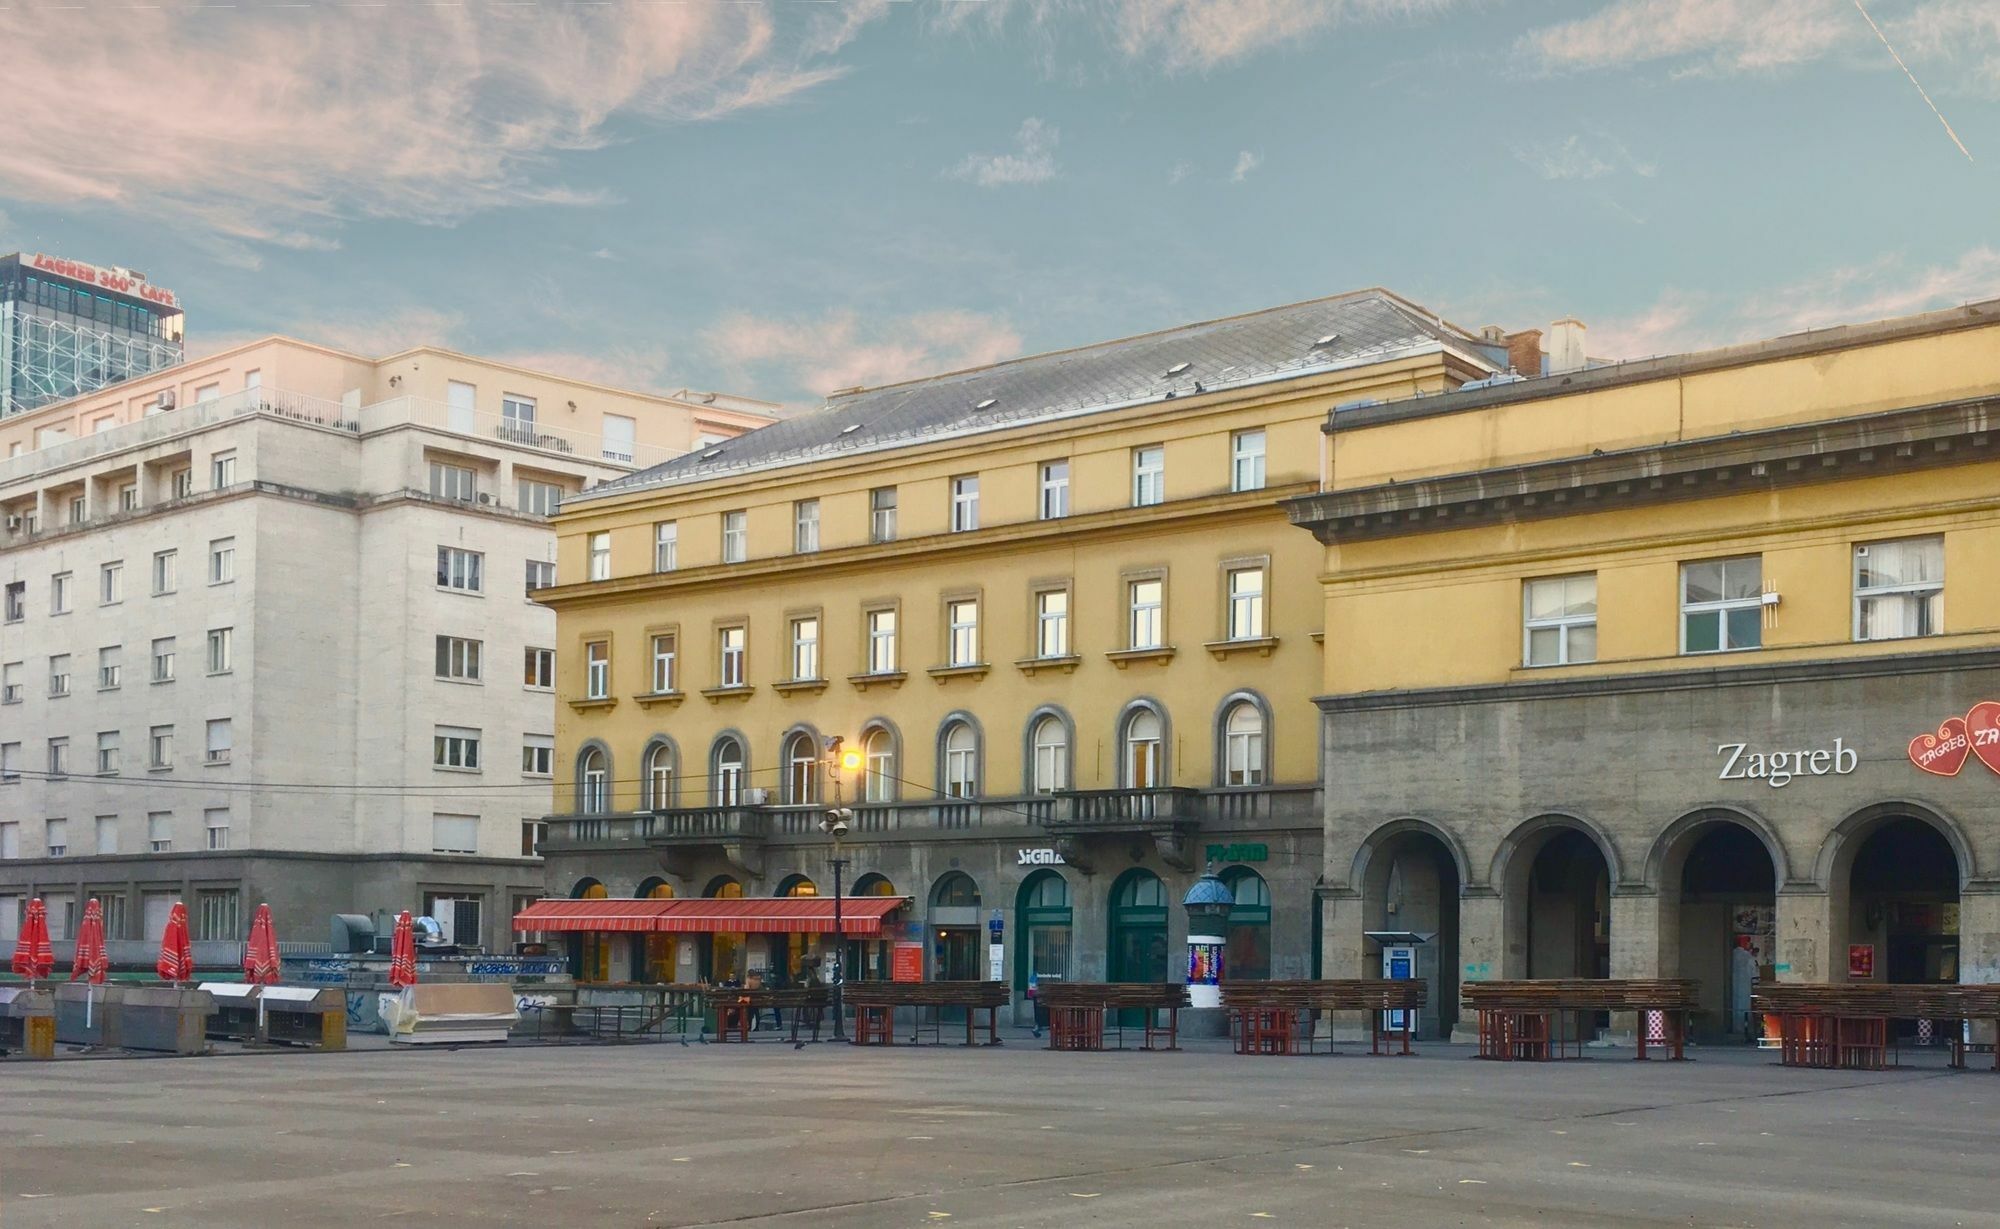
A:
[1513,132,1657,180]
[0,5,879,260]
[188,306,469,361]
[704,308,1023,403]
[1519,0,1855,74]
[1229,150,1263,182]
[948,118,1061,187]
[1168,160,1194,185]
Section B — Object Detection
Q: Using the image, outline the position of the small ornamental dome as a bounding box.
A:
[1182,868,1235,911]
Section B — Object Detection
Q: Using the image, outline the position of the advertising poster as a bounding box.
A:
[891,942,924,983]
[1848,943,1875,979]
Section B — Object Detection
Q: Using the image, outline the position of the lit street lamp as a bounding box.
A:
[821,736,859,1042]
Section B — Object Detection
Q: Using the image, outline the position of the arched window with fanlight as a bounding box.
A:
[783,731,820,805]
[577,746,609,814]
[642,739,677,810]
[1221,866,1272,979]
[862,725,897,803]
[1120,706,1165,789]
[711,736,745,806]
[1221,701,1266,787]
[941,720,979,798]
[1028,713,1069,794]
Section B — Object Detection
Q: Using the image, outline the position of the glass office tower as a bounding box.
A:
[0,252,184,417]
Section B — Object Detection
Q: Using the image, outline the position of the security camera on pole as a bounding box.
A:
[821,735,857,1042]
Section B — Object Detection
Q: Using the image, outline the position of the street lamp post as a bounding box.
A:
[822,736,857,1042]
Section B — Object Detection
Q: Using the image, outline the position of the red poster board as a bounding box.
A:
[891,943,924,983]
[1848,944,1875,979]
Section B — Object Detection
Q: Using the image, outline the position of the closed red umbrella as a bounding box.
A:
[70,898,108,984]
[388,910,418,988]
[11,897,54,982]
[156,900,194,983]
[242,903,281,985]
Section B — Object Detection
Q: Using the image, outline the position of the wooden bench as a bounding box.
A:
[842,981,1012,1047]
[707,986,828,1044]
[1036,982,1190,1051]
[1754,984,2000,1071]
[1460,980,1699,1061]
[1219,979,1430,1056]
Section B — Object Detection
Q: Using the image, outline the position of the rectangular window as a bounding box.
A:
[98,645,121,690]
[1232,429,1267,493]
[1037,589,1070,658]
[0,822,16,859]
[51,571,71,614]
[1227,567,1266,640]
[68,495,86,525]
[207,627,233,674]
[119,483,139,511]
[951,475,980,532]
[447,380,477,430]
[205,808,231,851]
[0,742,17,782]
[1855,537,1944,641]
[525,559,556,593]
[1129,579,1164,649]
[654,522,678,572]
[601,413,637,464]
[45,819,67,858]
[49,654,70,697]
[196,889,239,941]
[205,719,232,765]
[651,633,677,693]
[948,599,980,666]
[501,394,537,437]
[794,499,820,553]
[790,616,820,680]
[148,812,173,854]
[1132,446,1165,507]
[1038,460,1071,520]
[100,561,122,605]
[152,549,177,594]
[96,731,119,775]
[208,537,235,584]
[520,823,547,859]
[722,510,747,563]
[585,640,610,699]
[719,626,746,688]
[1681,556,1763,654]
[1,662,17,704]
[428,461,476,501]
[152,638,175,683]
[524,647,555,689]
[519,479,563,517]
[868,608,898,674]
[435,635,483,682]
[588,532,611,581]
[433,726,482,771]
[431,814,479,855]
[96,816,117,856]
[171,468,193,499]
[211,451,237,489]
[4,581,22,621]
[522,734,555,777]
[437,546,484,592]
[149,725,173,770]
[870,487,897,543]
[1524,574,1598,667]
[48,737,69,777]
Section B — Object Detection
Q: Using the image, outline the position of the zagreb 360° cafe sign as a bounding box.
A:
[27,253,179,310]
[1908,702,2000,778]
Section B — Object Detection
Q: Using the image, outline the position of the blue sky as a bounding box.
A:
[2,0,1997,406]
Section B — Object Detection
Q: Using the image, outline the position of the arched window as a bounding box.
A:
[577,747,609,813]
[1223,702,1265,787]
[1108,869,1169,984]
[931,871,980,908]
[777,874,818,897]
[852,873,897,897]
[863,726,897,803]
[784,731,820,805]
[643,740,676,809]
[1123,708,1164,788]
[712,737,745,806]
[1222,867,1272,979]
[1030,714,1068,794]
[942,721,978,798]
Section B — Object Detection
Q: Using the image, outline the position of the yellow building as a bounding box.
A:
[533,290,1512,1011]
[1289,300,2000,1041]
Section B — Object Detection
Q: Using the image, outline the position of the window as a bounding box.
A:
[96,816,117,856]
[1124,709,1163,788]
[68,495,86,525]
[196,889,240,941]
[48,737,69,777]
[942,722,977,798]
[0,822,15,859]
[119,483,139,511]
[100,561,122,605]
[867,608,898,674]
[651,634,677,693]
[519,479,563,517]
[644,743,676,808]
[790,616,820,680]
[0,742,17,783]
[211,451,237,488]
[152,638,175,682]
[520,822,548,858]
[49,654,70,697]
[430,814,478,855]
[870,487,897,543]
[712,738,744,805]
[1682,557,1763,654]
[51,571,71,614]
[951,475,980,532]
[584,640,610,699]
[524,647,555,689]
[1232,430,1267,493]
[1523,574,1597,667]
[208,537,235,584]
[437,547,483,592]
[721,510,747,563]
[1039,461,1070,520]
[207,627,233,674]
[794,500,820,553]
[206,808,231,851]
[205,719,232,765]
[428,461,475,501]
[501,394,537,437]
[4,581,22,621]
[1223,702,1265,786]
[45,819,67,858]
[171,468,193,499]
[149,725,173,770]
[1132,446,1164,507]
[525,559,556,593]
[0,663,17,704]
[654,522,678,572]
[195,382,221,404]
[1036,589,1070,658]
[719,627,746,688]
[601,413,637,464]
[862,727,895,803]
[1855,537,1943,641]
[1030,715,1068,794]
[784,732,819,805]
[1227,568,1265,640]
[587,532,611,581]
[1129,579,1164,649]
[98,645,121,690]
[522,734,554,777]
[434,725,482,771]
[948,599,980,666]
[148,812,173,853]
[152,549,176,594]
[579,748,610,813]
[435,635,482,682]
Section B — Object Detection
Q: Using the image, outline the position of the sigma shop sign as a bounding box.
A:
[1716,738,1857,788]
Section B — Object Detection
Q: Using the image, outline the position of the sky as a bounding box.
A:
[2,0,1998,409]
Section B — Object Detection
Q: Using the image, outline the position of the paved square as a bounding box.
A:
[4,1041,1997,1227]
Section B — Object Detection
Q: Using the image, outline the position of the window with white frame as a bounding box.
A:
[947,599,980,666]
[784,732,819,805]
[519,479,563,517]
[870,487,897,543]
[654,521,678,572]
[712,738,744,805]
[717,626,747,687]
[1039,461,1070,520]
[1124,709,1163,788]
[790,616,820,680]
[149,725,172,770]
[1855,537,1943,641]
[651,633,677,693]
[588,532,611,581]
[433,725,482,771]
[119,483,139,511]
[579,748,609,812]
[207,627,233,674]
[95,730,119,775]
[1036,589,1069,657]
[721,510,748,563]
[501,394,537,437]
[196,890,240,942]
[95,816,116,855]
[51,571,71,614]
[148,812,173,853]
[1132,446,1164,507]
[437,546,483,592]
[861,727,896,803]
[524,647,554,689]
[0,821,17,858]
[98,645,121,690]
[867,608,898,674]
[152,638,175,683]
[522,734,554,777]
[205,719,231,764]
[4,581,23,621]
[45,818,67,858]
[520,824,547,859]
[210,451,237,489]
[430,814,478,855]
[1,662,18,704]
[1030,715,1068,794]
[205,808,231,851]
[427,461,475,502]
[48,737,69,776]
[68,495,85,525]
[1681,556,1763,654]
[525,559,556,593]
[1129,578,1164,649]
[601,414,637,464]
[644,743,675,808]
[171,468,193,499]
[1223,702,1265,786]
[951,475,980,532]
[942,722,977,798]
[1523,574,1597,667]
[435,635,482,681]
[1227,567,1265,640]
[152,549,176,595]
[100,560,122,605]
[794,500,820,553]
[0,741,17,782]
[49,654,70,696]
[208,537,234,584]
[584,640,609,699]
[1231,429,1267,493]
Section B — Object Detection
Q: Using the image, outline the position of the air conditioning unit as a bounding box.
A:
[157,391,176,410]
[476,492,493,506]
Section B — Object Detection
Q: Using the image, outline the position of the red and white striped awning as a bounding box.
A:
[513,897,903,937]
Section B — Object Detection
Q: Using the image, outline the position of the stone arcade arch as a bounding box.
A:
[1822,804,1967,997]
[1354,819,1466,1038]
[1649,810,1780,1042]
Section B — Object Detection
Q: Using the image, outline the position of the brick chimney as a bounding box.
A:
[1502,329,1544,377]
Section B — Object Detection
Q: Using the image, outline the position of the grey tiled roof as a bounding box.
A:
[577,288,1498,502]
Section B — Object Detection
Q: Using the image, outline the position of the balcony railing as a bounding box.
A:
[360,396,675,470]
[638,807,770,843]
